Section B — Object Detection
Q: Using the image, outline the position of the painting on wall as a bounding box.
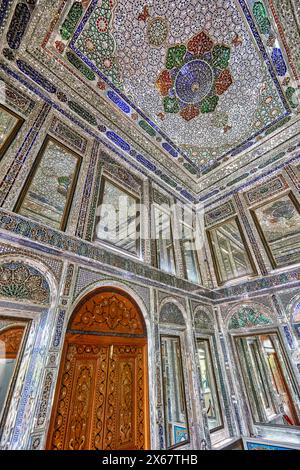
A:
[173,425,188,445]
[0,104,23,159]
[251,193,300,268]
[207,217,256,285]
[243,437,300,450]
[16,137,81,230]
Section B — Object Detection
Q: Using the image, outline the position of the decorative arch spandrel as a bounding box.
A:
[69,288,146,336]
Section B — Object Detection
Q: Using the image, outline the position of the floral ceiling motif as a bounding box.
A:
[60,0,298,173]
[1,0,299,200]
[156,31,233,121]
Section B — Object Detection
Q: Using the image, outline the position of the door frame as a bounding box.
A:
[47,317,150,450]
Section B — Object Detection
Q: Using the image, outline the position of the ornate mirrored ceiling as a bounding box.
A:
[1,0,300,202]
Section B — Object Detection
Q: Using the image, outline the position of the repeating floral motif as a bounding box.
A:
[270,0,300,81]
[1,0,298,199]
[194,310,214,331]
[0,325,24,355]
[69,0,293,173]
[74,0,122,88]
[70,292,145,335]
[49,117,87,155]
[0,0,300,452]
[0,261,50,304]
[2,80,35,115]
[205,201,235,227]
[228,306,272,329]
[6,3,31,50]
[159,303,185,325]
[156,31,232,121]
[36,371,54,427]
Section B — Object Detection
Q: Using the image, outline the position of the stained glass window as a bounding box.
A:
[94,177,140,255]
[252,194,300,268]
[0,104,23,159]
[16,137,81,230]
[160,336,189,449]
[197,339,223,432]
[207,217,255,284]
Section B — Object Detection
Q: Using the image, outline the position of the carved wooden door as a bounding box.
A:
[47,335,148,450]
[47,289,149,450]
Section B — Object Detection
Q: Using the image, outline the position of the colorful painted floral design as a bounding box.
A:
[156,31,233,121]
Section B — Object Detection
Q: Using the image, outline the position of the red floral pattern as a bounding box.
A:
[215,69,233,95]
[156,70,172,96]
[187,31,214,56]
[180,105,199,121]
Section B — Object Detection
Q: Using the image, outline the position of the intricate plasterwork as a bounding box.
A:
[228,305,273,329]
[194,309,214,331]
[159,302,185,325]
[243,174,289,205]
[1,0,299,198]
[0,242,63,282]
[0,261,50,305]
[205,200,235,227]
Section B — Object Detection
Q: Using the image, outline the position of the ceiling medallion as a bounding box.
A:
[156,31,233,121]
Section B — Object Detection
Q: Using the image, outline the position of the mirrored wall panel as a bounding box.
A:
[154,207,176,275]
[181,223,201,284]
[0,104,23,159]
[251,194,300,268]
[235,332,300,426]
[207,217,256,284]
[197,339,223,432]
[16,137,81,230]
[94,177,140,255]
[160,336,189,448]
[0,319,26,419]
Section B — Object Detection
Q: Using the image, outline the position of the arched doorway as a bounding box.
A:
[47,288,149,450]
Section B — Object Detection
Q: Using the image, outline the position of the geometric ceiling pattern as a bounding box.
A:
[0,0,300,203]
[65,0,298,173]
[71,0,292,172]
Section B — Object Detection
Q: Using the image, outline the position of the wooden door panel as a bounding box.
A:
[65,360,95,450]
[91,345,110,449]
[48,342,110,450]
[103,346,138,450]
[48,337,149,450]
[101,344,147,450]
